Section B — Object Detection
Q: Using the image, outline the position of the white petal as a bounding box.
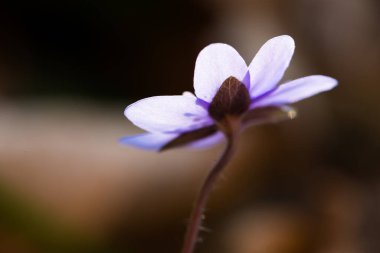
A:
[119,133,178,151]
[252,75,338,108]
[194,43,248,102]
[125,95,211,133]
[249,35,295,98]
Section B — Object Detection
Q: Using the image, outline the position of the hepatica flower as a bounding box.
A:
[121,35,337,151]
[120,35,337,253]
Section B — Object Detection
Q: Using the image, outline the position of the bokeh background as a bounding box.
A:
[0,0,379,252]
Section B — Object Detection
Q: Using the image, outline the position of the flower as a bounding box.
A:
[120,35,337,151]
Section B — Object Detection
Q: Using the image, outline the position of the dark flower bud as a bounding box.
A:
[208,76,251,121]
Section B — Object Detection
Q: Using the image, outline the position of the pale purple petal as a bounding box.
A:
[194,43,248,102]
[125,95,211,133]
[242,106,297,129]
[188,131,224,149]
[252,75,338,108]
[119,133,178,151]
[249,35,295,98]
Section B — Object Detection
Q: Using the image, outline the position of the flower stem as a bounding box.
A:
[181,129,238,253]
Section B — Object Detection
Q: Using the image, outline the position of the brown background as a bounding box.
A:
[0,0,379,252]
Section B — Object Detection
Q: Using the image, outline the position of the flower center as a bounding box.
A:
[208,76,251,122]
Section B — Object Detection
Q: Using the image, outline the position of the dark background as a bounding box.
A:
[0,1,212,99]
[0,1,379,253]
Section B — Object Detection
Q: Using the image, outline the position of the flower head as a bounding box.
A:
[121,35,337,151]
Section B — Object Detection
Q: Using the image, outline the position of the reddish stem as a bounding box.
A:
[181,128,237,253]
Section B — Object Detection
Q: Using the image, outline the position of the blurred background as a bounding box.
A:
[0,0,379,252]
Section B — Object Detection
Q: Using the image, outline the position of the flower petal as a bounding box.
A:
[194,43,248,102]
[242,106,297,128]
[249,35,295,98]
[119,133,179,151]
[161,125,217,151]
[125,95,211,133]
[188,131,224,149]
[252,75,338,108]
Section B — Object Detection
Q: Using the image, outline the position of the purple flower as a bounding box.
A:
[121,35,337,151]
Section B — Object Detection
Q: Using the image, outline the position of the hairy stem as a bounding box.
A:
[181,126,238,253]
